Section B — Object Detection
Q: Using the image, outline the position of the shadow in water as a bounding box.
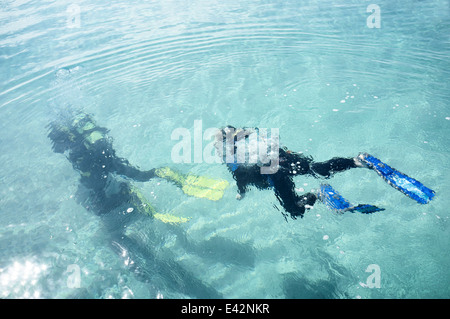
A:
[110,234,223,299]
[181,234,256,269]
[282,250,356,299]
[282,272,339,299]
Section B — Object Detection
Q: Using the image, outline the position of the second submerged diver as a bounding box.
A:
[214,126,435,220]
[48,112,231,298]
[48,112,228,218]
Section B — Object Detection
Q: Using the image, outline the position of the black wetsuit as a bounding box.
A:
[228,147,357,219]
[48,114,224,298]
[68,135,155,215]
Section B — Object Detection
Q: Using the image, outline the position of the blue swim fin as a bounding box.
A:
[358,153,435,204]
[318,184,384,214]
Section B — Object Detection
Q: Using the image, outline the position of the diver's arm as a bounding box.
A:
[235,179,247,199]
[113,158,156,182]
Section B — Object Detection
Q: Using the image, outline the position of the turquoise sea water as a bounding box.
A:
[1,0,449,299]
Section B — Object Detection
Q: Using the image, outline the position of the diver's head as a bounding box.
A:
[213,126,258,163]
[47,121,77,153]
[214,126,256,144]
[48,113,109,153]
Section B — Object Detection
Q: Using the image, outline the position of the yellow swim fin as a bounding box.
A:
[181,174,229,201]
[155,167,229,201]
[128,185,157,216]
[153,213,190,225]
[128,185,190,224]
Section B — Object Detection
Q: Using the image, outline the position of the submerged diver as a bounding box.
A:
[214,126,435,220]
[48,112,230,298]
[48,112,228,217]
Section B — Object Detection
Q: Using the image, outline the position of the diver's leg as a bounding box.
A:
[297,192,318,209]
[270,172,317,219]
[235,177,248,200]
[310,157,361,178]
[114,158,156,182]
